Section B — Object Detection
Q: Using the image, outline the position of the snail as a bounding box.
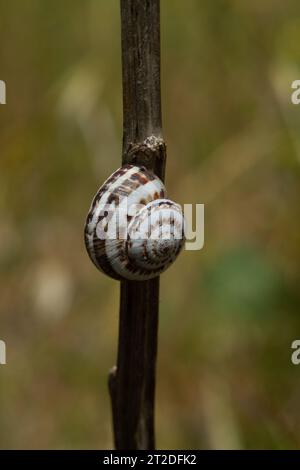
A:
[84,164,185,281]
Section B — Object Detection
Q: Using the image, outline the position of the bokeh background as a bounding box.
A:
[1,0,300,449]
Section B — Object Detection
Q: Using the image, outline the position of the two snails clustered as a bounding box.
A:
[84,164,185,281]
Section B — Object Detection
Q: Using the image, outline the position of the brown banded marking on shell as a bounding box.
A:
[84,164,185,281]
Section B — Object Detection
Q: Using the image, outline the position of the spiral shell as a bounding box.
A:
[84,164,185,281]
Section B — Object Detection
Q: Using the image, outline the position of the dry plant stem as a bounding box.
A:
[108,0,166,450]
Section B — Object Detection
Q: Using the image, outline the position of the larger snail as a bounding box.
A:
[84,164,185,281]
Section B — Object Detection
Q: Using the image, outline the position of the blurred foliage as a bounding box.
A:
[0,0,300,449]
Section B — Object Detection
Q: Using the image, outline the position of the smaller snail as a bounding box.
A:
[84,164,185,281]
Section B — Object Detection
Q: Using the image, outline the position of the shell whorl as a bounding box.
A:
[84,164,185,281]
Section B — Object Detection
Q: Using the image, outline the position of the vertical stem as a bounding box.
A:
[108,0,166,450]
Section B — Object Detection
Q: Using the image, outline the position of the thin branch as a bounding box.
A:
[108,0,166,450]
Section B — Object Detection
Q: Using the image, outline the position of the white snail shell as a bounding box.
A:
[84,164,185,281]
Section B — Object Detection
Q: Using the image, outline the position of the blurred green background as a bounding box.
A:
[1,0,300,449]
